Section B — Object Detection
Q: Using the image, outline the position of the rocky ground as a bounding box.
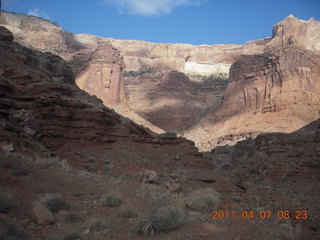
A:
[0,25,320,240]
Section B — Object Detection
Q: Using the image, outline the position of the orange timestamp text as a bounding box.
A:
[211,210,308,220]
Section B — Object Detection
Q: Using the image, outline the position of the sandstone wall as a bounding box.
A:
[1,12,320,151]
[72,42,126,105]
[0,12,126,106]
[219,47,320,118]
[107,38,268,76]
[0,28,150,150]
[184,45,320,151]
[266,15,320,52]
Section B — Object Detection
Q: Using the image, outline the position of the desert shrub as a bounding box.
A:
[121,208,138,218]
[0,155,17,169]
[64,214,82,223]
[46,235,62,240]
[59,160,72,173]
[37,183,57,194]
[62,233,82,240]
[188,196,217,213]
[34,193,66,213]
[0,191,14,213]
[12,167,30,176]
[153,206,186,232]
[33,157,60,169]
[102,194,123,207]
[187,73,229,81]
[136,206,186,236]
[0,219,31,240]
[187,188,220,213]
[124,70,147,77]
[76,169,102,179]
[88,218,106,232]
[136,220,156,236]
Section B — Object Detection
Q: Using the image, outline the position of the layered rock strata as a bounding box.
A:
[1,12,320,150]
[0,27,151,151]
[72,42,126,105]
[185,46,320,150]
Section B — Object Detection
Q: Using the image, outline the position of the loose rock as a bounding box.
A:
[31,205,55,226]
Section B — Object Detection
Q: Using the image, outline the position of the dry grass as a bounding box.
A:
[187,188,220,213]
[102,194,123,207]
[121,208,138,218]
[136,206,186,236]
[87,217,106,232]
[31,156,60,169]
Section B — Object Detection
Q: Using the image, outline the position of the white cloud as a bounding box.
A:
[104,0,202,16]
[27,7,50,19]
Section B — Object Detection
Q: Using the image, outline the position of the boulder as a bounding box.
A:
[31,205,55,226]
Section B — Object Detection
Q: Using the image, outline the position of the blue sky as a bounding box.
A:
[2,0,320,45]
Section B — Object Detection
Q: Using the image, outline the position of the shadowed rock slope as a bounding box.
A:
[0,26,203,164]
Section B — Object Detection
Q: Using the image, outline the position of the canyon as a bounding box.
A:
[1,12,320,150]
[0,11,320,239]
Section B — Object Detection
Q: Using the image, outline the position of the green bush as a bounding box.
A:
[187,188,220,213]
[102,194,123,207]
[137,206,186,236]
[187,73,229,81]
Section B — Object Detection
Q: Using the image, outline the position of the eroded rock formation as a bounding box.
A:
[185,45,320,150]
[72,42,126,105]
[0,12,126,106]
[266,15,320,52]
[1,12,319,151]
[107,38,268,76]
[221,47,320,117]
[0,27,150,151]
